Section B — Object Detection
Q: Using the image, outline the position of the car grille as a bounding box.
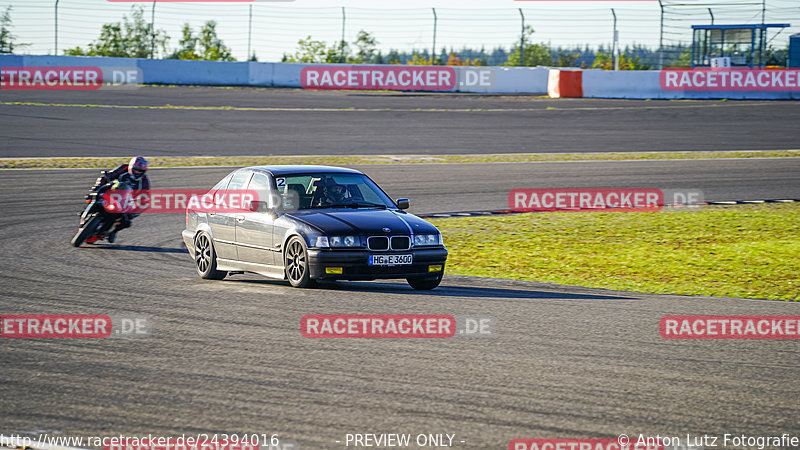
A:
[390,236,410,250]
[367,236,410,251]
[368,236,389,251]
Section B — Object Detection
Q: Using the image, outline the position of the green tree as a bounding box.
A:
[169,24,200,60]
[0,6,27,53]
[168,21,235,61]
[329,40,352,63]
[283,36,328,63]
[592,51,652,70]
[123,5,159,58]
[405,52,436,65]
[385,49,401,64]
[65,6,168,58]
[77,23,126,57]
[669,48,692,68]
[198,21,234,61]
[554,50,580,67]
[351,30,378,63]
[765,45,788,67]
[505,27,552,66]
[283,35,349,63]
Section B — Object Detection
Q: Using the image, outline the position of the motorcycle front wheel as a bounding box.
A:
[71,215,103,247]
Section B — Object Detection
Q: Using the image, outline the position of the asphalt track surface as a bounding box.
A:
[1,87,800,157]
[1,168,799,449]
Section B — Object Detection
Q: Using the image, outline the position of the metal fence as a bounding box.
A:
[660,0,800,66]
[2,0,799,68]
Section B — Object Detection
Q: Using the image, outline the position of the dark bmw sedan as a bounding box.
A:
[182,165,447,289]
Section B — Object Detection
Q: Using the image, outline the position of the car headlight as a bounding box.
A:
[414,234,441,246]
[316,235,360,248]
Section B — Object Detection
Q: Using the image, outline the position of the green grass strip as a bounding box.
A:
[2,151,798,169]
[431,204,800,301]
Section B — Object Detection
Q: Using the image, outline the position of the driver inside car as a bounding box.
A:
[317,179,349,207]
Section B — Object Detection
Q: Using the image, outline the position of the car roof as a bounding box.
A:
[242,165,364,176]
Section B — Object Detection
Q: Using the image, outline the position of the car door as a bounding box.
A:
[209,170,251,261]
[235,172,277,267]
[271,175,310,259]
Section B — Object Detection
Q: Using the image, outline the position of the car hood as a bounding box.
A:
[287,209,439,236]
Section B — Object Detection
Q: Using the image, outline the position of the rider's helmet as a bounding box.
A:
[324,179,347,204]
[128,156,148,181]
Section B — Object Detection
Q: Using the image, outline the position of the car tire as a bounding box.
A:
[406,274,443,290]
[284,236,315,288]
[194,232,227,280]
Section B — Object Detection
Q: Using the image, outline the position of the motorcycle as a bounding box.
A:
[70,177,131,247]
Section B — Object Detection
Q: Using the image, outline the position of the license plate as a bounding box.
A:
[369,254,412,266]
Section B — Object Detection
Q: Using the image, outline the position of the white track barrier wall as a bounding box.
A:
[0,55,550,94]
[583,69,800,100]
[1,55,799,99]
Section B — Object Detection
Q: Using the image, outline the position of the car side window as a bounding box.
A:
[227,170,252,191]
[247,173,272,210]
[353,184,383,204]
[218,171,252,210]
[211,174,232,191]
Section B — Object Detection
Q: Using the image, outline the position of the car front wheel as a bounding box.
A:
[285,236,315,288]
[407,274,443,290]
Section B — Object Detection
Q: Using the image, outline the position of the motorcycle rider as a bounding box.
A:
[87,156,149,243]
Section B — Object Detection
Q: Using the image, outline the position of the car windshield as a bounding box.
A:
[276,173,395,211]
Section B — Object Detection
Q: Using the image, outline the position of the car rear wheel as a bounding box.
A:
[195,232,227,280]
[407,274,443,290]
[285,236,315,288]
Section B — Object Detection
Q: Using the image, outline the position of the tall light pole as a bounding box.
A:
[760,0,766,66]
[431,8,437,64]
[658,0,664,69]
[340,7,345,63]
[518,8,525,67]
[54,0,59,55]
[150,0,156,59]
[247,4,253,60]
[612,9,618,70]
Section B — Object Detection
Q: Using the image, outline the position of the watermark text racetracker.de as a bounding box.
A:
[300,65,495,91]
[301,314,494,338]
[0,434,297,450]
[660,68,800,91]
[1,314,150,338]
[101,189,260,214]
[509,189,704,212]
[660,315,800,339]
[0,66,142,90]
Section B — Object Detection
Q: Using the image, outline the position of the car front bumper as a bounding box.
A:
[307,247,448,280]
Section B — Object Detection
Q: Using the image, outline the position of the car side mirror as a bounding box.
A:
[250,200,269,213]
[396,198,410,210]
